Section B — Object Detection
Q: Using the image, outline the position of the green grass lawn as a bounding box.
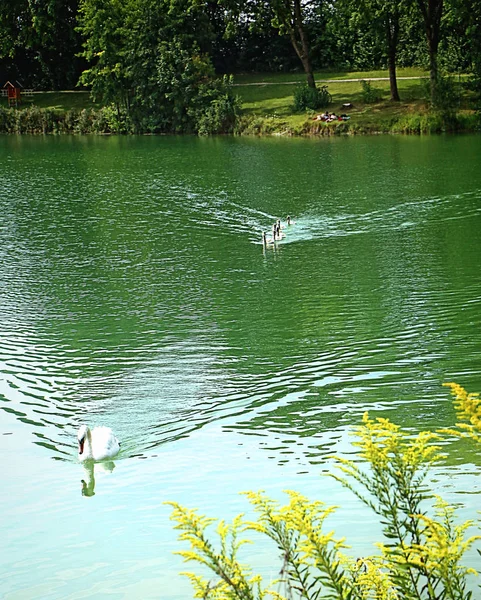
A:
[0,90,97,111]
[232,68,476,133]
[236,77,428,113]
[234,70,434,131]
[232,67,428,85]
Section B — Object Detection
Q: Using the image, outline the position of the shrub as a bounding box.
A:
[360,80,383,104]
[64,110,80,133]
[0,107,16,133]
[129,42,240,135]
[90,105,132,134]
[168,384,481,600]
[423,75,461,115]
[294,84,332,111]
[190,76,241,135]
[75,109,94,134]
[390,111,472,135]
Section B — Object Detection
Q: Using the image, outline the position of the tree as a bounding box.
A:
[384,4,401,101]
[0,0,28,59]
[28,0,84,88]
[77,0,132,108]
[223,0,317,88]
[272,0,316,88]
[335,0,417,102]
[77,0,240,133]
[415,0,444,101]
[207,0,298,74]
[446,0,481,103]
[0,0,84,89]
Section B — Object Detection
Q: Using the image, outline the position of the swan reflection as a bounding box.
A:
[81,461,116,497]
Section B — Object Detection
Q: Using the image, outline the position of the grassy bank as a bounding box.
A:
[233,68,478,135]
[0,68,479,135]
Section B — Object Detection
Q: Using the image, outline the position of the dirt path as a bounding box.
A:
[234,76,426,86]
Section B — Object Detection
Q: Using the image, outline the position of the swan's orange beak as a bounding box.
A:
[78,438,85,455]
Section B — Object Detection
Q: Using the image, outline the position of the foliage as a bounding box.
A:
[293,84,332,111]
[422,74,461,114]
[0,0,83,89]
[390,113,445,134]
[194,77,242,135]
[131,43,239,134]
[454,0,481,106]
[359,80,383,103]
[76,0,132,108]
[443,382,481,443]
[0,105,124,134]
[168,384,481,600]
[76,0,239,134]
[0,0,479,98]
[90,104,132,133]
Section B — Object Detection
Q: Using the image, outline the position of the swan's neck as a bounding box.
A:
[80,429,93,460]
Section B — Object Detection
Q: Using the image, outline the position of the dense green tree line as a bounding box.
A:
[1,0,481,131]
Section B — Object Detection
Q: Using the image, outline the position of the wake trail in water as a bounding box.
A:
[252,188,481,245]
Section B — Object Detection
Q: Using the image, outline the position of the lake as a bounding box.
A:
[1,134,481,599]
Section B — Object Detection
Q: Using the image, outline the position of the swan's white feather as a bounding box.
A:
[78,425,120,462]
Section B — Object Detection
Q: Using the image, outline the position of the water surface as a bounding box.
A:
[1,134,481,598]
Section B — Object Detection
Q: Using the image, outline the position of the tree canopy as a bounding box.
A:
[1,0,480,129]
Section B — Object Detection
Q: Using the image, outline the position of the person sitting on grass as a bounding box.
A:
[314,111,330,121]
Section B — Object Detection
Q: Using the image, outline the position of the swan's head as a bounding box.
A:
[78,425,90,456]
[287,215,291,225]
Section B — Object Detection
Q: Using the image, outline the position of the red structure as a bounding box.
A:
[3,81,22,107]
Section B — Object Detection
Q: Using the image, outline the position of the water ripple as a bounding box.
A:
[1,137,481,469]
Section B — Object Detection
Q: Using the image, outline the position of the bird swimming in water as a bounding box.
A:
[77,425,120,462]
[263,231,275,245]
[275,220,285,239]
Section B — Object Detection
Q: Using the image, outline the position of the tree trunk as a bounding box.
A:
[428,43,439,102]
[416,0,444,102]
[388,51,400,102]
[289,0,316,88]
[386,13,400,102]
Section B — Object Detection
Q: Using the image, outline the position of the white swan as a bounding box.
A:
[77,425,120,462]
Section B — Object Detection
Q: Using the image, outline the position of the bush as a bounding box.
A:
[423,75,461,115]
[294,84,332,111]
[360,80,383,104]
[390,111,473,135]
[0,107,16,133]
[168,383,480,600]
[129,42,241,135]
[189,76,242,136]
[90,105,132,134]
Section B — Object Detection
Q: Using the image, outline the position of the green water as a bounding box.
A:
[1,134,481,598]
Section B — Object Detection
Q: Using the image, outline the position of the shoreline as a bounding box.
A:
[0,105,479,137]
